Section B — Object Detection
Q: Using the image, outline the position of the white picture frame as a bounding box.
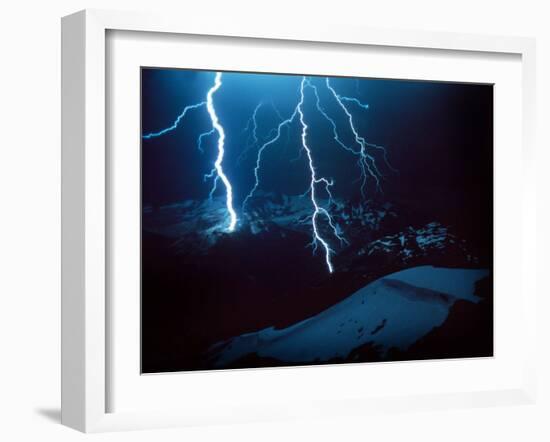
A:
[61,9,537,433]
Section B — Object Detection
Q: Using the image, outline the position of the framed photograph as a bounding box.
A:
[61,9,537,432]
[140,67,494,373]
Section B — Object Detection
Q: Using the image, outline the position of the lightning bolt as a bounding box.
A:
[325,79,397,188]
[206,72,238,232]
[238,101,286,166]
[246,102,262,147]
[197,128,216,153]
[243,77,350,272]
[237,102,264,165]
[242,107,298,209]
[142,72,238,232]
[324,79,384,194]
[142,101,206,139]
[297,78,343,273]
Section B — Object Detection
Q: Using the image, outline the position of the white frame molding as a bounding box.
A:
[61,9,537,433]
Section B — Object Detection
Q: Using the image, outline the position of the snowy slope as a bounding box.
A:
[208,266,489,367]
[143,193,396,248]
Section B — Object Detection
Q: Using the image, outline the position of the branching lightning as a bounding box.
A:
[142,72,238,232]
[206,72,237,232]
[242,104,299,209]
[142,101,206,139]
[326,79,397,179]
[197,128,216,153]
[296,78,343,273]
[143,71,395,273]
[325,79,385,195]
[242,76,393,272]
[237,101,285,165]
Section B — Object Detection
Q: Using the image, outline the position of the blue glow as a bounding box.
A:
[142,71,396,272]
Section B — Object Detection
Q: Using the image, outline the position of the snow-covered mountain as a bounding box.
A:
[349,221,479,266]
[243,191,397,239]
[143,192,396,243]
[143,193,476,268]
[141,193,491,371]
[207,266,489,367]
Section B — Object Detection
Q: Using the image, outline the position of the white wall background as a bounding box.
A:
[0,1,547,441]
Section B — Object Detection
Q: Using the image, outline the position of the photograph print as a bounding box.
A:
[141,68,493,373]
